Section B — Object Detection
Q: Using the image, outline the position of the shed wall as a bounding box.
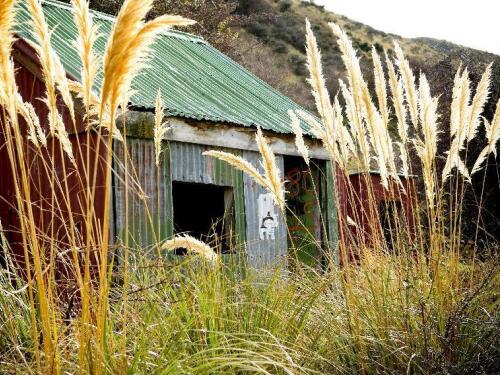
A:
[1,51,107,274]
[113,138,173,251]
[336,172,416,263]
[169,142,246,247]
[242,151,288,268]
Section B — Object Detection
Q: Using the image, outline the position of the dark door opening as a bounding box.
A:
[284,156,322,266]
[172,181,235,253]
[380,200,403,251]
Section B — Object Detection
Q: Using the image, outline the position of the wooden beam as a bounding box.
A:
[119,111,331,160]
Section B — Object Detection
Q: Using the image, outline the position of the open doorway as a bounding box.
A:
[172,181,235,253]
[284,156,322,266]
[380,200,403,251]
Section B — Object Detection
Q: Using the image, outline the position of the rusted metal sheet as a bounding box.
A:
[113,138,173,251]
[169,141,246,246]
[242,151,287,269]
[0,54,107,272]
[324,161,340,265]
[337,171,416,263]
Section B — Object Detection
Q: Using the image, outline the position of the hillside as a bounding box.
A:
[79,0,499,112]
[232,0,500,112]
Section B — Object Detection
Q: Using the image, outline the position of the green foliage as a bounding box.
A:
[272,40,289,54]
[3,251,498,374]
[278,0,292,13]
[288,54,307,76]
[247,23,269,40]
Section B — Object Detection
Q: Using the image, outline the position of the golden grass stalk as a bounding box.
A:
[54,114,76,165]
[97,7,193,343]
[415,74,441,203]
[466,63,492,141]
[154,89,170,166]
[443,68,470,181]
[385,53,408,145]
[256,128,286,211]
[396,142,409,178]
[472,99,500,174]
[372,47,389,126]
[26,0,75,129]
[0,1,53,370]
[67,80,124,141]
[334,96,356,164]
[338,80,370,169]
[203,148,285,211]
[203,150,268,187]
[352,45,398,187]
[442,64,490,181]
[161,235,218,264]
[359,82,393,188]
[329,22,363,103]
[298,106,344,167]
[0,0,18,104]
[288,109,310,165]
[305,19,335,137]
[16,94,47,148]
[295,109,325,139]
[71,0,100,112]
[450,67,470,140]
[394,42,419,130]
[330,22,374,172]
[108,15,195,113]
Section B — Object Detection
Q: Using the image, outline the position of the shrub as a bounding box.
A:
[272,40,289,54]
[278,0,292,12]
[247,22,269,39]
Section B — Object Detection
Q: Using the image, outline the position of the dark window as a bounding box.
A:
[380,200,403,250]
[172,181,235,254]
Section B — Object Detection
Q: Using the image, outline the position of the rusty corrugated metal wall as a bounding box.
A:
[113,138,173,251]
[112,139,291,267]
[242,151,288,268]
[1,44,107,273]
[169,142,246,247]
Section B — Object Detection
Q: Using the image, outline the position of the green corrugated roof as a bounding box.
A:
[14,0,313,134]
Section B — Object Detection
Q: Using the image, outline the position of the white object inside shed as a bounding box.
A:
[258,193,279,241]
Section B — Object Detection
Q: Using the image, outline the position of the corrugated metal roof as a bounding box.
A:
[14,0,314,134]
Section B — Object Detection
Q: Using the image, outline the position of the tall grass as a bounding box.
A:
[0,1,498,374]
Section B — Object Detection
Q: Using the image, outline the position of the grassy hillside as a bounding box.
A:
[234,0,500,111]
[80,0,500,111]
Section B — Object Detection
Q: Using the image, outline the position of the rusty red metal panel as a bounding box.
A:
[0,44,107,278]
[337,172,417,264]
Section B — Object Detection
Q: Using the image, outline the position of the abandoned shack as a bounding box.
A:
[0,1,417,271]
[0,0,338,270]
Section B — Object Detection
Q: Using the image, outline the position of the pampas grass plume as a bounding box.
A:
[394,42,419,130]
[162,235,218,264]
[71,0,100,111]
[288,109,310,165]
[154,89,169,166]
[256,128,285,211]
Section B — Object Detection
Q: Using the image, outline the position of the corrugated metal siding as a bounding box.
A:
[243,151,287,268]
[169,142,246,245]
[113,138,173,250]
[324,161,339,265]
[14,0,316,135]
[1,57,107,268]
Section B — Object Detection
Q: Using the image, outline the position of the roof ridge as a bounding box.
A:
[40,0,207,45]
